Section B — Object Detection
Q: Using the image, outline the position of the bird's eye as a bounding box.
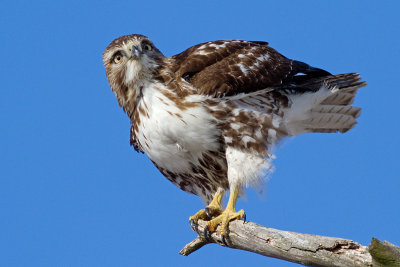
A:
[113,54,122,64]
[143,43,152,51]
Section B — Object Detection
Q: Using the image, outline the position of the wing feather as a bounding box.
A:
[167,40,330,97]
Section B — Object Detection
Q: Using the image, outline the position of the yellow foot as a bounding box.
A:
[204,185,246,244]
[189,191,224,226]
[189,205,222,226]
[205,208,246,244]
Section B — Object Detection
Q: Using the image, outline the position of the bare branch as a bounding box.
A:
[181,219,399,266]
[179,236,208,256]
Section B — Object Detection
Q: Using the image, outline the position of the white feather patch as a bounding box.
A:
[225,146,274,190]
[137,83,220,173]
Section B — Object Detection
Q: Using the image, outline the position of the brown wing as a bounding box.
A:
[167,40,330,97]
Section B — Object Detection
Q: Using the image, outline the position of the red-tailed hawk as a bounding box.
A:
[102,34,365,242]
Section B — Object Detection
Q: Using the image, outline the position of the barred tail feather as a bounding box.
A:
[284,73,366,135]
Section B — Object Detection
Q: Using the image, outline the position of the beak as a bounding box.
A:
[131,45,140,59]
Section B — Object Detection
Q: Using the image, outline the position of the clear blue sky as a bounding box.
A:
[1,1,399,266]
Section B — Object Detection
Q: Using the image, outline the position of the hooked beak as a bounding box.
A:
[131,45,140,59]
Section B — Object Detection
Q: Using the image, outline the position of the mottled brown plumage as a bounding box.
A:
[166,40,329,97]
[102,34,365,232]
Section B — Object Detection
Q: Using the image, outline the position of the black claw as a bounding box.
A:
[205,207,211,220]
[221,234,228,246]
[189,219,198,231]
[203,225,210,241]
[242,213,246,223]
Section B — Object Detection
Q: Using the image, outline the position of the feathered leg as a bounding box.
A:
[203,147,251,243]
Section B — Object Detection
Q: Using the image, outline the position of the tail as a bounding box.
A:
[283,73,366,135]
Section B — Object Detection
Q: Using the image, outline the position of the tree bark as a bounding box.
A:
[180,219,400,267]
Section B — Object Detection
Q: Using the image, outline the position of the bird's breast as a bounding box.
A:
[134,85,221,173]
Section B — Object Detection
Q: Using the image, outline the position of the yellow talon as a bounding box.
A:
[206,185,245,236]
[189,190,223,224]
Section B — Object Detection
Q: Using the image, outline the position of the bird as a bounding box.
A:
[102,34,366,241]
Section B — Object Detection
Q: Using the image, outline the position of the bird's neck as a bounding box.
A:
[122,79,150,119]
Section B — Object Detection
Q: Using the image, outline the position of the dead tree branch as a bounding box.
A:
[180,219,400,267]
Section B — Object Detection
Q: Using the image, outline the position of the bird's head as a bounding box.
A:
[102,34,164,108]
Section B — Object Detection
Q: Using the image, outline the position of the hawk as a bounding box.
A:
[102,34,365,240]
